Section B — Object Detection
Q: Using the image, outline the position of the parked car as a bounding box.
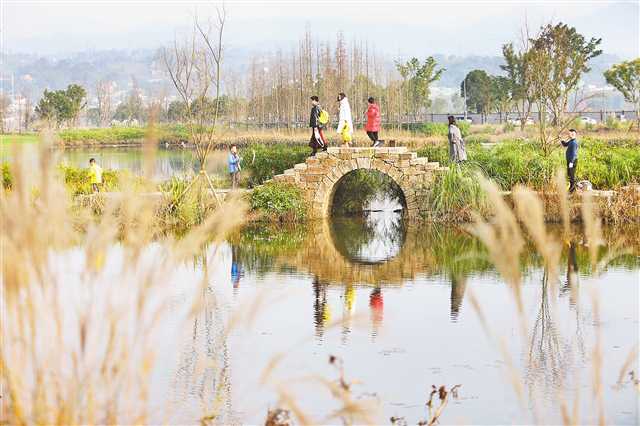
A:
[580,116,597,125]
[454,115,473,124]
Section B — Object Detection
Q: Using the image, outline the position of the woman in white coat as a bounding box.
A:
[336,92,353,146]
[447,115,467,163]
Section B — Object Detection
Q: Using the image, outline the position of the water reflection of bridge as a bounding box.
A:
[276,217,487,287]
[283,219,429,286]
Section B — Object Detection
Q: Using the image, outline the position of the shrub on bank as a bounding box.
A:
[418,138,640,190]
[418,165,489,222]
[157,176,217,231]
[243,144,309,187]
[2,163,11,189]
[59,127,148,143]
[420,121,470,137]
[250,182,307,222]
[59,165,121,195]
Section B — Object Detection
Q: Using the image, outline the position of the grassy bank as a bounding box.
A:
[417,138,640,190]
[249,182,307,223]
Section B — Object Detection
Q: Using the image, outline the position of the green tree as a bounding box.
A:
[461,70,493,120]
[65,84,87,126]
[35,84,86,128]
[604,58,640,128]
[167,100,187,122]
[529,22,602,129]
[396,57,444,121]
[491,76,513,123]
[501,42,535,130]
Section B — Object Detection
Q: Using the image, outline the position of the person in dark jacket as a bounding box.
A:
[560,128,579,192]
[309,95,327,156]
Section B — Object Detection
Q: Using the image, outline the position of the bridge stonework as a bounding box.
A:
[269,147,447,219]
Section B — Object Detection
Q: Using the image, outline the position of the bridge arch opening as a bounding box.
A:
[329,169,407,217]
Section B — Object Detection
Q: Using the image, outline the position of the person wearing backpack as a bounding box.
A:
[336,92,353,147]
[365,97,384,147]
[309,95,328,156]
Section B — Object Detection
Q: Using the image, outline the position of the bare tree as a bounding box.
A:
[196,4,226,127]
[501,20,536,131]
[0,93,10,134]
[162,5,227,202]
[96,79,113,126]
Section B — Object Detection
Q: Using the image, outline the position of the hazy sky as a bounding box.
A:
[3,0,639,58]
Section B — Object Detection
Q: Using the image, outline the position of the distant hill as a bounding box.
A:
[1,49,625,101]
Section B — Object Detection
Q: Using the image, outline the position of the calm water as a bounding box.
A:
[3,145,230,181]
[149,212,639,425]
[7,144,639,423]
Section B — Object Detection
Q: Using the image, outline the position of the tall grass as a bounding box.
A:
[418,138,640,190]
[418,166,490,222]
[1,141,248,424]
[466,175,637,425]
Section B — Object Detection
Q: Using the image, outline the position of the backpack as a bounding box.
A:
[318,109,330,125]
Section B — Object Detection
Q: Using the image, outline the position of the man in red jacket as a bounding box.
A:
[365,97,384,147]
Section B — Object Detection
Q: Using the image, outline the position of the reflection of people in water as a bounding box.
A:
[561,242,579,306]
[450,276,467,322]
[341,285,356,343]
[369,287,384,338]
[230,246,243,292]
[313,276,330,340]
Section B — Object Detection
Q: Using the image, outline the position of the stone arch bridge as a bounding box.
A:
[269,147,447,219]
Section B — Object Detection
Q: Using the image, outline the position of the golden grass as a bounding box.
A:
[1,139,247,424]
[466,169,638,426]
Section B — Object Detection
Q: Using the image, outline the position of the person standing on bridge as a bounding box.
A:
[337,92,353,147]
[447,116,467,163]
[365,97,384,147]
[228,144,241,189]
[560,129,579,193]
[309,96,328,156]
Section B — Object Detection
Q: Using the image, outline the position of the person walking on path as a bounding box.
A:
[88,158,103,193]
[228,144,241,189]
[447,116,467,163]
[561,129,579,193]
[365,97,384,147]
[308,96,328,156]
[336,92,353,147]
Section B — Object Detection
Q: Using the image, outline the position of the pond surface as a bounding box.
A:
[151,212,639,425]
[2,145,230,181]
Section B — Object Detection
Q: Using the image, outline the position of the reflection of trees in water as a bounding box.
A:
[525,264,585,411]
[450,276,467,322]
[171,258,234,424]
[228,224,308,274]
[331,169,405,215]
[313,276,330,341]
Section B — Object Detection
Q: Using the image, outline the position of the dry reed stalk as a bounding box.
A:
[468,176,526,316]
[1,138,247,424]
[467,173,635,426]
[512,185,562,286]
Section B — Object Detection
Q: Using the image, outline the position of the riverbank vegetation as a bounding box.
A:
[417,137,640,190]
[249,182,307,223]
